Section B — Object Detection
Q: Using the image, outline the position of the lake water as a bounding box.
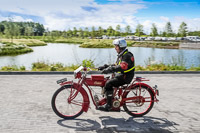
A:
[0,43,200,70]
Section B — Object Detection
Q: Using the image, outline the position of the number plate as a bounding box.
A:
[57,78,67,84]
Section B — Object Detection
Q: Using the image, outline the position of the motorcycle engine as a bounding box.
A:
[112,99,120,108]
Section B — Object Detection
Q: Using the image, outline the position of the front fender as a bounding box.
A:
[60,81,73,86]
[61,81,90,112]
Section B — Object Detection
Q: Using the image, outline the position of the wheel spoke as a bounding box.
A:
[123,85,154,117]
[52,85,84,119]
[70,100,83,106]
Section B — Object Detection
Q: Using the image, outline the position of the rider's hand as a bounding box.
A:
[98,66,105,71]
[102,69,109,74]
[98,64,109,71]
[102,67,113,74]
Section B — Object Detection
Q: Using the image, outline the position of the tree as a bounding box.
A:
[107,26,114,36]
[150,23,158,37]
[61,30,67,38]
[50,30,61,39]
[44,28,50,36]
[73,27,78,37]
[13,24,21,38]
[161,31,167,37]
[83,27,89,37]
[97,26,103,37]
[0,21,45,37]
[67,29,73,37]
[91,26,96,38]
[0,32,2,41]
[135,24,144,37]
[0,23,5,33]
[188,31,200,36]
[165,22,173,37]
[125,25,132,36]
[115,25,121,36]
[4,21,15,42]
[178,22,187,37]
[34,23,45,36]
[78,28,84,38]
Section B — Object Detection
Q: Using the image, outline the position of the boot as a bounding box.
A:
[98,91,113,111]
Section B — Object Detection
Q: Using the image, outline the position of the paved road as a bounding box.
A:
[0,74,200,133]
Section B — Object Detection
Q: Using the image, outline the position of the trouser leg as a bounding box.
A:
[98,78,125,111]
[104,77,126,92]
[105,90,113,108]
[98,90,113,111]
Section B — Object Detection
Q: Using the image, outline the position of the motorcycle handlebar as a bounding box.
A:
[82,66,114,75]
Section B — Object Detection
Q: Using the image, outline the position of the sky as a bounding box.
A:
[0,0,200,33]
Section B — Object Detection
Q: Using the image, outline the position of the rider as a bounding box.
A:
[98,38,135,111]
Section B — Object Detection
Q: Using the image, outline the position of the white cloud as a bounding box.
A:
[0,0,200,33]
[11,16,33,22]
[0,0,94,15]
[140,16,200,34]
[173,16,200,31]
[0,15,8,22]
[0,15,33,23]
[141,20,153,34]
[42,2,146,30]
[0,0,146,31]
[160,16,169,22]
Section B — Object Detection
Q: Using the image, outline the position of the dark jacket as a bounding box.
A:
[111,49,135,83]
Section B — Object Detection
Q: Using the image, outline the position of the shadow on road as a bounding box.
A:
[57,116,179,133]
[57,118,101,131]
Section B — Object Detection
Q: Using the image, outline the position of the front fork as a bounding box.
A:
[67,85,79,103]
[153,85,159,102]
[60,81,90,112]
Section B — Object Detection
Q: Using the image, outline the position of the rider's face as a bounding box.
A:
[115,45,121,54]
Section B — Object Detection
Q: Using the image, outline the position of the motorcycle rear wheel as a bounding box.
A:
[123,85,154,117]
[51,85,84,119]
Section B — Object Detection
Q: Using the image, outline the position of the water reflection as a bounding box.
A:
[0,43,200,70]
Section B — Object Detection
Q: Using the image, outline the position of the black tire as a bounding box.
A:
[123,85,154,117]
[51,85,84,119]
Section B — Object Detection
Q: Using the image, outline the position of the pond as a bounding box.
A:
[0,43,200,70]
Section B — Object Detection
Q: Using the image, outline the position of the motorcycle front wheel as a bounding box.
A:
[51,85,84,119]
[123,85,154,117]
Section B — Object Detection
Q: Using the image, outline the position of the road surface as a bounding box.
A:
[0,74,200,133]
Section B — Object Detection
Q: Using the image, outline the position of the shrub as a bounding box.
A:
[0,65,26,71]
[32,62,50,71]
[82,59,95,68]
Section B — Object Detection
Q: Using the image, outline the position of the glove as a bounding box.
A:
[98,66,105,71]
[102,69,109,74]
[102,67,113,74]
[98,64,109,71]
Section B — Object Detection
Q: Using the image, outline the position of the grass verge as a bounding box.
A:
[1,39,47,47]
[0,61,199,71]
[0,42,33,56]
[80,39,113,48]
[128,41,179,48]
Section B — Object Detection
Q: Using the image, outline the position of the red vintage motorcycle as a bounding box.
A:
[51,66,159,119]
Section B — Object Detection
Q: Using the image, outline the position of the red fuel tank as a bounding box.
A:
[85,75,107,87]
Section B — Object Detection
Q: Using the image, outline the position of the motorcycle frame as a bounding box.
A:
[59,69,159,113]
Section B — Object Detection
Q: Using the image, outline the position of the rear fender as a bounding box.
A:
[62,81,90,112]
[123,82,156,97]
